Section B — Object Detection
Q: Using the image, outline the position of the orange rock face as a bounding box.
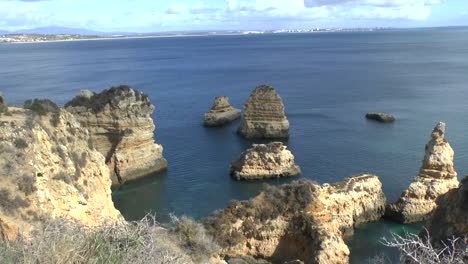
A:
[0,107,123,240]
[65,85,167,185]
[204,174,386,264]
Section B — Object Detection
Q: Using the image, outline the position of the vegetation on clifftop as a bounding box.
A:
[0,215,219,264]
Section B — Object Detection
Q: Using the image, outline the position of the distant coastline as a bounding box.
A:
[0,28,379,44]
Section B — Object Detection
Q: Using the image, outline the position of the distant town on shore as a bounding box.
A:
[0,27,382,44]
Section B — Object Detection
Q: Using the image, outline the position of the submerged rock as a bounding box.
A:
[386,122,459,223]
[204,96,241,127]
[204,174,386,264]
[65,85,167,185]
[230,142,300,180]
[0,107,123,240]
[426,175,467,244]
[365,112,395,123]
[238,85,289,138]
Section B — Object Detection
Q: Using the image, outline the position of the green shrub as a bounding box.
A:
[13,138,28,149]
[23,99,59,115]
[17,175,36,196]
[0,188,30,213]
[0,105,7,115]
[52,171,72,184]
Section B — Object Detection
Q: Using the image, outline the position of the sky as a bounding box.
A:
[0,0,467,32]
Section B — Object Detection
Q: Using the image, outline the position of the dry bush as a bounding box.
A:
[0,216,201,264]
[381,230,467,264]
[170,214,220,262]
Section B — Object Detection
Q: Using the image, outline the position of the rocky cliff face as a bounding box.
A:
[204,96,241,127]
[386,122,459,223]
[0,107,122,240]
[204,174,386,264]
[238,85,289,139]
[426,175,467,244]
[230,142,301,180]
[65,86,167,185]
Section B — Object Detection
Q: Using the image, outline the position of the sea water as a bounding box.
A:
[1,27,467,263]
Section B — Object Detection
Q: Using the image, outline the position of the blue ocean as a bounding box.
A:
[1,27,467,263]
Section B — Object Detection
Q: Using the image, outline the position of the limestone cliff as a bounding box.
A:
[238,85,289,139]
[426,175,467,244]
[230,142,301,180]
[204,96,241,127]
[386,122,459,223]
[0,107,122,240]
[204,174,386,264]
[65,86,167,185]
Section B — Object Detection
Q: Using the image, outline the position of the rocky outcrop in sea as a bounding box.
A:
[230,142,301,180]
[426,175,467,244]
[238,85,289,139]
[0,105,123,240]
[204,174,386,264]
[204,96,241,127]
[386,122,459,223]
[65,85,167,185]
[365,112,395,123]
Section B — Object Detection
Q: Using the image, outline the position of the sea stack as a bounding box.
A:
[230,142,301,180]
[0,106,123,240]
[204,174,386,264]
[238,85,289,138]
[386,122,459,223]
[204,96,241,126]
[65,85,168,185]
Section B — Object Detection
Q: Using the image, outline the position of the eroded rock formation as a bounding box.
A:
[230,142,301,180]
[386,122,459,223]
[426,175,467,244]
[365,112,395,123]
[204,174,386,264]
[65,86,167,185]
[0,107,122,240]
[204,96,241,127]
[238,85,289,139]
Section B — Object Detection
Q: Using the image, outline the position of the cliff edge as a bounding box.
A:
[204,174,386,264]
[0,107,122,240]
[65,85,168,185]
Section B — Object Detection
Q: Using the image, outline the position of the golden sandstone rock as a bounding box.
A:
[238,85,289,139]
[204,96,241,127]
[386,122,459,223]
[205,174,386,264]
[0,107,122,239]
[230,142,301,180]
[426,175,467,245]
[65,86,167,185]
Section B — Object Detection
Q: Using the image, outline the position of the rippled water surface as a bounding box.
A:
[1,28,468,263]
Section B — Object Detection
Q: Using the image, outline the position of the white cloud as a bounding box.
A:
[0,0,449,32]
